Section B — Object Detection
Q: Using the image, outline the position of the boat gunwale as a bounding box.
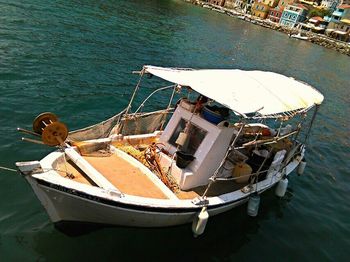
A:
[28,145,304,210]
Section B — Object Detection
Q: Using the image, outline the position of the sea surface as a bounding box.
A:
[0,0,349,261]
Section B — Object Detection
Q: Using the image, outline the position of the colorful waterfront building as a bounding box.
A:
[300,16,328,33]
[232,0,255,12]
[267,7,284,22]
[320,0,340,11]
[224,0,236,8]
[267,0,296,23]
[251,0,279,19]
[208,0,226,6]
[233,0,245,9]
[324,4,350,23]
[299,0,319,6]
[279,4,309,27]
[325,4,350,41]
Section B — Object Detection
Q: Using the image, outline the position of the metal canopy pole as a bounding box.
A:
[303,104,320,145]
[125,68,145,116]
[200,120,246,199]
[119,68,145,135]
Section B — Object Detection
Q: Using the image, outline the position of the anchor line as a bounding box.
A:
[0,166,17,172]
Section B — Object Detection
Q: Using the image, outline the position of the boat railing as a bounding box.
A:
[214,168,271,182]
[132,84,176,115]
[216,142,304,184]
[236,130,299,149]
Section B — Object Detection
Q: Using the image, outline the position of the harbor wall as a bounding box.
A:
[184,0,350,56]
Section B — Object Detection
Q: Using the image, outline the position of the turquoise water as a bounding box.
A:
[0,0,349,260]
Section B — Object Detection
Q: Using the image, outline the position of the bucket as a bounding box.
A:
[176,151,195,168]
[227,150,248,164]
[202,106,225,124]
[233,162,252,183]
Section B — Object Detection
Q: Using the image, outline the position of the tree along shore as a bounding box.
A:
[185,1,350,56]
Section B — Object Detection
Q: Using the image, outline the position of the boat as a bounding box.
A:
[16,65,324,236]
[290,25,309,40]
[211,7,225,14]
[290,32,309,40]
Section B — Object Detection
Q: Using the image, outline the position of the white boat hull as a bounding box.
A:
[19,144,304,228]
[26,176,249,227]
[290,34,309,40]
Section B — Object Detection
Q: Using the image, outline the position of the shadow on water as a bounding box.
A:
[30,188,294,260]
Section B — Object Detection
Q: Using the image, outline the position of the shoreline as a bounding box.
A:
[185,1,350,56]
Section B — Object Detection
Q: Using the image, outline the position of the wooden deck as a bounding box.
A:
[56,153,246,201]
[56,154,168,199]
[56,160,94,185]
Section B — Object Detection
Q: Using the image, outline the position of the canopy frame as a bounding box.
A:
[142,65,324,120]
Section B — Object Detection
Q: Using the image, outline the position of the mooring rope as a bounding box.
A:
[0,166,17,172]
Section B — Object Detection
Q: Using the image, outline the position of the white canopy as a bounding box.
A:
[144,66,324,117]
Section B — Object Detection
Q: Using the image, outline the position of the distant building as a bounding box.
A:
[339,0,350,5]
[309,16,327,28]
[320,0,339,11]
[299,0,319,6]
[267,0,296,23]
[279,4,309,27]
[267,7,284,23]
[208,0,226,6]
[300,16,328,33]
[325,4,350,41]
[277,0,296,9]
[324,4,350,23]
[224,0,236,8]
[234,0,245,9]
[251,0,279,19]
[234,0,255,11]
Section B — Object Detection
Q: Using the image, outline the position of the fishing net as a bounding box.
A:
[68,109,171,142]
[111,110,169,136]
[67,109,126,142]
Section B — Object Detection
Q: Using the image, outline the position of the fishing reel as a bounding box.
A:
[18,112,69,147]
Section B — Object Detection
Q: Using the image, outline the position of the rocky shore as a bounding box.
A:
[185,1,350,56]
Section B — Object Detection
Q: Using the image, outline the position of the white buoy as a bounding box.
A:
[247,193,260,217]
[297,160,307,175]
[275,177,288,197]
[192,207,209,237]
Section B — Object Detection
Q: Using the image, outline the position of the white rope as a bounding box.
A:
[0,166,17,172]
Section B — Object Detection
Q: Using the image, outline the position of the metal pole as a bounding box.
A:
[125,68,144,116]
[303,105,320,145]
[120,68,145,135]
[160,85,177,131]
[201,120,245,198]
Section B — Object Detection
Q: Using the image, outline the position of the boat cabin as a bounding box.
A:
[158,101,237,190]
